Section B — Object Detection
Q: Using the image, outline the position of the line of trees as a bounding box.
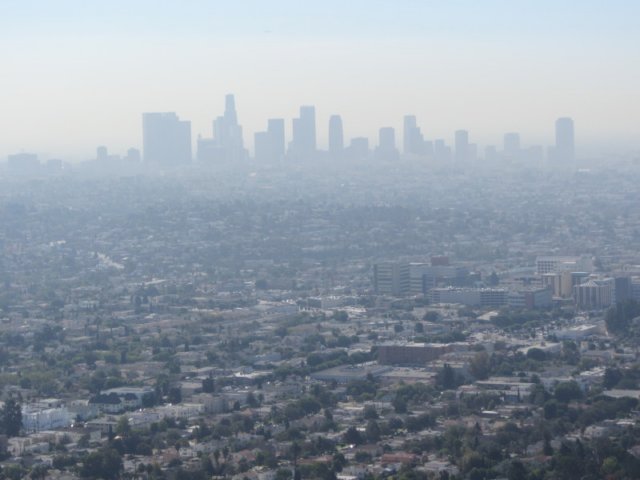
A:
[0,397,22,437]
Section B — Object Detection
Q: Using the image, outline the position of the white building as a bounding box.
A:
[574,278,614,310]
[22,406,71,433]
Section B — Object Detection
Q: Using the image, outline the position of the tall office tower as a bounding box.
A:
[348,137,369,160]
[373,262,410,296]
[375,127,399,161]
[454,130,469,163]
[468,143,478,162]
[212,94,246,162]
[126,148,141,163]
[253,118,285,162]
[522,146,544,164]
[96,146,108,162]
[196,137,219,163]
[224,94,237,124]
[328,115,344,155]
[434,139,451,162]
[289,106,316,159]
[268,118,285,161]
[554,117,575,163]
[7,153,39,173]
[403,115,416,154]
[142,112,192,165]
[403,115,426,155]
[424,141,434,156]
[485,145,499,163]
[503,132,521,160]
[254,131,271,162]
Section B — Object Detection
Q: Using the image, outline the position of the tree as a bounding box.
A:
[247,392,260,408]
[333,311,349,322]
[1,397,22,437]
[437,364,457,389]
[168,387,182,404]
[507,460,527,480]
[80,448,123,480]
[543,433,554,456]
[562,341,580,365]
[202,376,215,393]
[554,381,582,403]
[469,351,490,380]
[526,348,547,362]
[30,464,49,480]
[115,416,131,437]
[392,396,407,414]
[603,367,622,389]
[363,405,378,420]
[423,311,439,322]
[365,420,381,442]
[3,465,26,480]
[343,426,363,445]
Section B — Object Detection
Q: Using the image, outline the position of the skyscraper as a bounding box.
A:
[212,94,246,162]
[375,127,398,161]
[403,115,416,154]
[254,118,285,163]
[142,112,192,165]
[96,146,108,162]
[503,132,521,160]
[254,131,271,162]
[328,115,344,155]
[554,117,575,163]
[126,148,141,163]
[403,115,426,156]
[348,137,369,160]
[7,153,39,173]
[289,106,316,159]
[434,139,451,163]
[454,130,469,164]
[268,118,285,161]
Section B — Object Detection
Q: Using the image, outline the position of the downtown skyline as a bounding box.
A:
[1,1,640,160]
[7,94,578,169]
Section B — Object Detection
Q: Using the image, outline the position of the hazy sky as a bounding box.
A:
[1,0,639,160]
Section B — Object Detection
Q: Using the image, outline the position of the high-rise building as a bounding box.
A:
[554,117,575,164]
[403,115,416,154]
[574,278,614,310]
[485,145,499,162]
[328,115,344,155]
[126,148,141,163]
[268,118,285,161]
[375,127,399,161]
[289,106,316,159]
[253,118,285,163]
[615,276,632,303]
[373,262,410,296]
[142,112,192,165]
[520,146,543,164]
[96,146,108,162]
[7,153,39,173]
[454,130,469,163]
[348,137,369,160]
[254,118,284,162]
[503,132,521,160]
[434,139,451,162]
[212,94,246,162]
[254,132,271,162]
[403,115,426,156]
